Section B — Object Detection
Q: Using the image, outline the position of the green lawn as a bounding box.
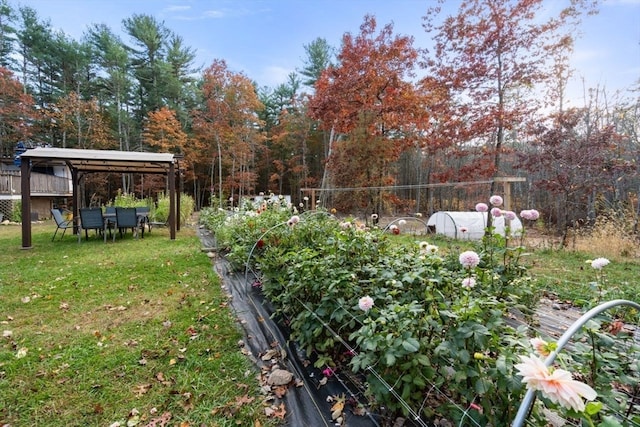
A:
[0,222,278,427]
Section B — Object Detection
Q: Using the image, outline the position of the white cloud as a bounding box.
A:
[164,5,191,12]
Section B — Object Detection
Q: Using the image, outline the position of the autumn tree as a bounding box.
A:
[191,59,265,207]
[46,91,112,149]
[517,107,632,242]
[423,0,598,197]
[0,66,34,158]
[142,106,187,153]
[308,15,429,214]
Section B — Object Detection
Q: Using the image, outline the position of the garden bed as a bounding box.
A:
[198,202,640,426]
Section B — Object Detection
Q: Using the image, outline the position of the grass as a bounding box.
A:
[0,222,279,427]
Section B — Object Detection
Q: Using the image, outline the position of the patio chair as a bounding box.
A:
[135,207,150,234]
[78,207,107,242]
[51,208,74,241]
[114,207,142,240]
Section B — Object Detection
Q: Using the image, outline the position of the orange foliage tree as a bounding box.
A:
[46,91,113,149]
[308,16,430,214]
[191,59,265,206]
[142,106,187,154]
[0,67,35,158]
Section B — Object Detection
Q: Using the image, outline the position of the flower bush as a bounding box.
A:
[200,195,639,426]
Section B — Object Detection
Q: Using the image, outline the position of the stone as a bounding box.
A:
[267,369,293,386]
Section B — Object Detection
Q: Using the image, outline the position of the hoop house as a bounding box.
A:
[426,211,522,240]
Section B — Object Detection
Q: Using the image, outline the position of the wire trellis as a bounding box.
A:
[212,209,640,427]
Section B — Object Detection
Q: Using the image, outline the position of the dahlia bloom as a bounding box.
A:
[515,354,597,412]
[490,195,503,206]
[520,209,540,221]
[590,257,610,270]
[530,337,553,357]
[459,251,480,268]
[475,203,488,212]
[490,207,503,217]
[504,211,517,221]
[358,296,374,312]
[461,277,476,289]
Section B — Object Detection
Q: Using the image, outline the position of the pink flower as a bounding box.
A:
[322,367,335,377]
[289,215,300,224]
[520,209,540,221]
[358,296,374,312]
[515,354,597,412]
[504,211,517,221]
[461,277,476,289]
[475,203,488,212]
[490,207,503,217]
[459,226,468,233]
[489,195,503,206]
[590,257,610,270]
[459,251,480,268]
[530,338,553,357]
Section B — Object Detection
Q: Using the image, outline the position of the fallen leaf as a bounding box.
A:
[331,398,344,420]
[15,347,28,358]
[132,384,151,397]
[273,386,287,398]
[235,394,255,406]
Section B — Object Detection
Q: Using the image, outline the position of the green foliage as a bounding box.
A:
[108,191,195,226]
[201,197,640,425]
[10,200,21,222]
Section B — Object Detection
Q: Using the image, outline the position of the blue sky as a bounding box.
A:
[15,0,640,104]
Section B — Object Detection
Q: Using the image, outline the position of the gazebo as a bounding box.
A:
[20,147,180,249]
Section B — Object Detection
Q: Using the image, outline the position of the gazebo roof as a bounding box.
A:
[21,147,175,174]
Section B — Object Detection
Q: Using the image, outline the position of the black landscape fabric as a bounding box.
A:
[198,227,381,427]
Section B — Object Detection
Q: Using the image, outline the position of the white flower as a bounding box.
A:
[461,277,476,288]
[590,257,610,270]
[358,296,374,312]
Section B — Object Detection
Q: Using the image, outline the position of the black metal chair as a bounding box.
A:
[50,209,74,241]
[114,207,142,240]
[78,207,107,242]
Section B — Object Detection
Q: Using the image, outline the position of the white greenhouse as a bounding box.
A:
[426,211,523,240]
